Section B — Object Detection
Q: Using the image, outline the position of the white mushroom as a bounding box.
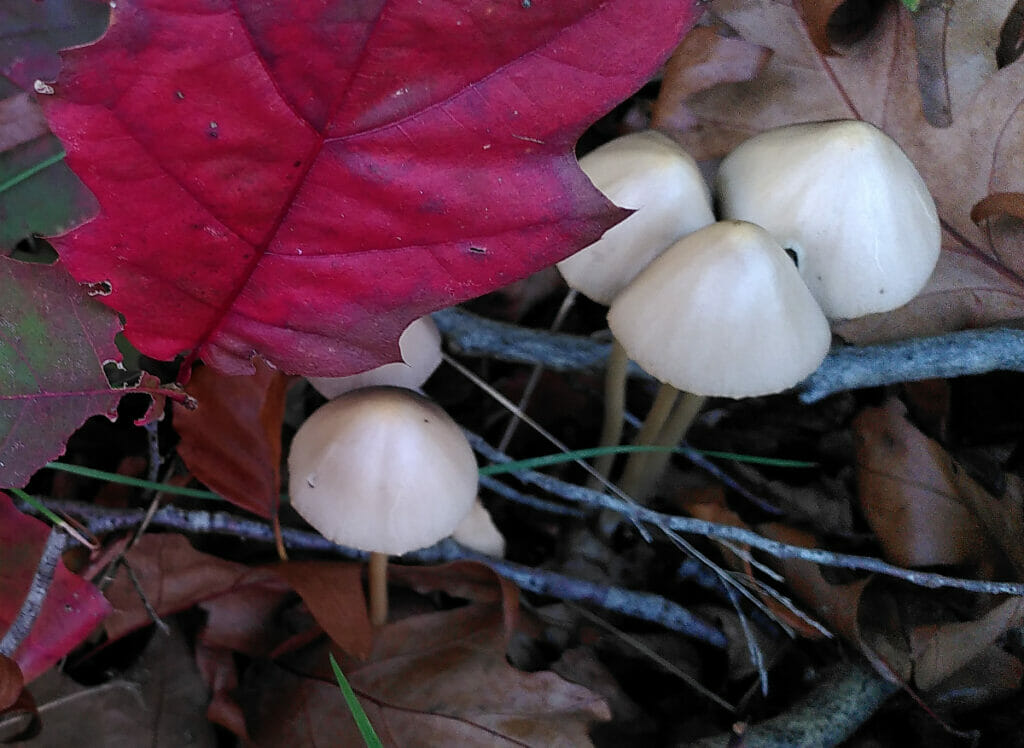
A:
[716,120,940,319]
[287,386,478,623]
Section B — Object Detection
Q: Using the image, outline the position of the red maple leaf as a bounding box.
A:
[42,0,698,376]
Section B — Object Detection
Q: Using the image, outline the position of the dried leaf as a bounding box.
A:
[853,398,1024,574]
[245,601,610,746]
[174,361,290,519]
[0,655,22,712]
[910,597,1024,691]
[652,26,771,132]
[26,625,217,747]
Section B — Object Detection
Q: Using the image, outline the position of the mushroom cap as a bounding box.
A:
[451,499,506,558]
[287,386,478,555]
[557,130,714,305]
[307,316,441,399]
[608,221,831,398]
[716,120,940,319]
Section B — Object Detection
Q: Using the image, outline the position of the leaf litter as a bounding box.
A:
[5,0,1024,744]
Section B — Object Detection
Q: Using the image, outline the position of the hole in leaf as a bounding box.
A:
[827,0,885,48]
[997,0,1024,67]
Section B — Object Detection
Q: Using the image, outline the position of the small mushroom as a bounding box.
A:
[557,130,714,306]
[716,120,940,319]
[307,316,441,399]
[287,386,478,624]
[556,131,715,480]
[608,221,831,497]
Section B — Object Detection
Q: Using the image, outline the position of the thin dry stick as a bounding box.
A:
[497,289,577,451]
[464,452,1024,596]
[442,352,654,542]
[123,560,170,635]
[723,583,768,697]
[567,601,736,713]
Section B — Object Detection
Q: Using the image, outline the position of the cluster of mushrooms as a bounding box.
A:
[557,120,941,499]
[286,119,941,624]
[288,318,502,625]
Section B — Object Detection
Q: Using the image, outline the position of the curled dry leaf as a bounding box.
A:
[910,596,1024,691]
[0,655,22,712]
[665,0,1024,343]
[651,26,771,133]
[853,398,1024,575]
[174,361,291,519]
[245,598,611,746]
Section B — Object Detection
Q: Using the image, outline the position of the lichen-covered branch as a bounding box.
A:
[0,530,67,658]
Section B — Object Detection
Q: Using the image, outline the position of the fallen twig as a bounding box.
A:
[14,498,726,648]
[0,530,67,658]
[690,661,897,748]
[468,434,1024,596]
[434,306,1024,403]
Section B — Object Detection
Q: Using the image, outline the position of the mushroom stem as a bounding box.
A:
[589,338,630,486]
[368,551,389,626]
[634,392,707,500]
[618,382,680,497]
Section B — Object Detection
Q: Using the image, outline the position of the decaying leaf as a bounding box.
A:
[854,397,1024,575]
[25,625,217,748]
[0,0,107,246]
[244,594,611,746]
[173,361,291,519]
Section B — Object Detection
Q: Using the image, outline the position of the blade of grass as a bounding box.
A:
[0,150,67,194]
[44,462,223,500]
[478,445,816,476]
[329,652,382,748]
[43,444,812,504]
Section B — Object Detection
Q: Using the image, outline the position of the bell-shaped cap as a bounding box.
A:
[557,130,714,305]
[608,221,831,398]
[287,387,478,555]
[716,120,940,319]
[451,499,506,558]
[308,316,441,399]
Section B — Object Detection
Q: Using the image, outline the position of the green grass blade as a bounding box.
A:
[44,462,223,500]
[8,487,66,527]
[478,444,816,476]
[329,652,382,748]
[0,150,67,194]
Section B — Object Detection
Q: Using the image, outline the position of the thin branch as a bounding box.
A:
[467,434,1024,596]
[0,530,68,657]
[14,498,725,648]
[434,307,1024,403]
